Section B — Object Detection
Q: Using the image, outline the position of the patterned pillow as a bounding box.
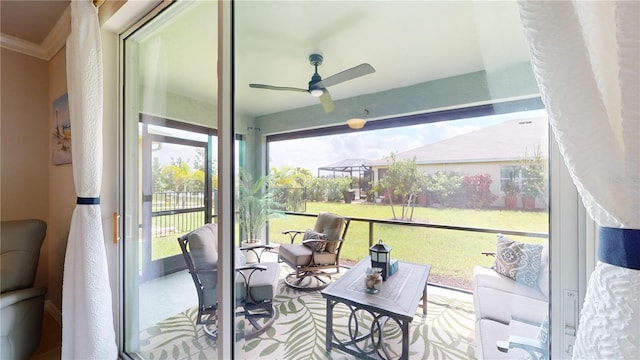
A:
[492,234,543,288]
[536,313,549,345]
[303,229,328,252]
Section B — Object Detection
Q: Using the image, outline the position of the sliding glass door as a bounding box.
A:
[121,1,220,357]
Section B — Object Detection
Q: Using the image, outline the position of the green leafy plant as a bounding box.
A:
[424,171,464,207]
[501,170,520,197]
[519,146,546,198]
[238,170,282,243]
[378,153,426,220]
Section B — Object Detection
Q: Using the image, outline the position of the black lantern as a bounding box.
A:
[369,239,391,281]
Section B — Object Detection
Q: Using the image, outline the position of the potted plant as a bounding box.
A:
[501,171,519,210]
[337,177,354,204]
[238,170,281,261]
[519,146,546,210]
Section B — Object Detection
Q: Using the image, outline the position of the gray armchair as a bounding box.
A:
[279,212,350,290]
[178,224,279,339]
[1,219,47,360]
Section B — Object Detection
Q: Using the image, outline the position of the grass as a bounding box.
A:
[149,201,548,289]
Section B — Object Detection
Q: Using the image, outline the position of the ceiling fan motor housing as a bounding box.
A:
[308,54,324,90]
[309,53,323,66]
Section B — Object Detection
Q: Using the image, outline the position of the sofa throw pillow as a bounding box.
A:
[492,234,543,288]
[303,229,328,252]
[536,313,549,345]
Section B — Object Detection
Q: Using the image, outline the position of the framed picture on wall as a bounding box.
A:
[52,93,71,165]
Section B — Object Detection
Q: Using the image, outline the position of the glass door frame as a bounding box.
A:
[139,114,216,281]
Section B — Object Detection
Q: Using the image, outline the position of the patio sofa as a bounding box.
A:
[473,234,549,359]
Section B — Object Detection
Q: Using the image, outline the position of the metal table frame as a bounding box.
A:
[321,257,430,359]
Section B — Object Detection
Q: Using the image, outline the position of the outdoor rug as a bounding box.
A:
[139,267,477,360]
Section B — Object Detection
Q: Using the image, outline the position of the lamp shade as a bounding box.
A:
[347,118,367,129]
[310,88,324,97]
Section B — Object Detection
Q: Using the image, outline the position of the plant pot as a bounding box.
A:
[505,195,518,210]
[241,239,262,264]
[522,196,536,210]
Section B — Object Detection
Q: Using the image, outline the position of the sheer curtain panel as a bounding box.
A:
[62,0,117,358]
[518,1,639,359]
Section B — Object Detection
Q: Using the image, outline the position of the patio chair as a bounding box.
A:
[178,223,279,339]
[278,212,350,291]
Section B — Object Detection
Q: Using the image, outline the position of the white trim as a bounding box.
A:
[0,33,47,60]
[41,5,71,59]
[0,5,69,60]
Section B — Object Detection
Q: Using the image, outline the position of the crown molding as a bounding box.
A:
[41,5,71,60]
[0,5,70,61]
[0,33,46,59]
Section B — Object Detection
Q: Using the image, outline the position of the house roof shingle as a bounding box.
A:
[369,117,548,166]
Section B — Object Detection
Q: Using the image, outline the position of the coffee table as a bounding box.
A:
[321,257,431,359]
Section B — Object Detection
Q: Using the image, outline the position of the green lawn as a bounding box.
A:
[150,201,548,290]
[269,202,548,289]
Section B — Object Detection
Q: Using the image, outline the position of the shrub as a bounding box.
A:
[424,171,463,207]
[462,173,498,208]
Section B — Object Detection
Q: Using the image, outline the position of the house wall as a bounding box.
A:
[0,48,51,291]
[47,49,74,311]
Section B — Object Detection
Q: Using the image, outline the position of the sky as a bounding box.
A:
[151,109,547,175]
[268,109,547,175]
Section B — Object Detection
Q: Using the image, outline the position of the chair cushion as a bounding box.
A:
[1,220,47,293]
[236,262,279,303]
[473,266,547,325]
[279,244,313,266]
[314,213,345,253]
[187,224,218,307]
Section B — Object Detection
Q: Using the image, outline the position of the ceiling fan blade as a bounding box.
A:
[319,90,335,113]
[320,63,375,87]
[249,84,308,93]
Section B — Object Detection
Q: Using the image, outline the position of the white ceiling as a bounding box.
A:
[2,0,532,118]
[139,0,531,118]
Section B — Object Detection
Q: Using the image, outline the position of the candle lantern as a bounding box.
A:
[369,239,391,281]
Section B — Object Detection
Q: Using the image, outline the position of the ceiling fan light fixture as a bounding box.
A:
[347,118,367,129]
[310,88,324,97]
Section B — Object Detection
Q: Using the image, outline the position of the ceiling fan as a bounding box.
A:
[249,54,375,113]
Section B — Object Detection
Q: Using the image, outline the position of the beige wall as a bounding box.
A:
[0,46,77,311]
[0,48,51,290]
[48,49,74,310]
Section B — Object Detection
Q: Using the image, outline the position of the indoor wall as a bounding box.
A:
[0,48,51,298]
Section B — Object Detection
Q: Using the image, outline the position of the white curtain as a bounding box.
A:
[62,0,117,358]
[518,1,639,359]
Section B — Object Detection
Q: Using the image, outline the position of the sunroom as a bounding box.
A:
[61,0,637,358]
[114,2,562,359]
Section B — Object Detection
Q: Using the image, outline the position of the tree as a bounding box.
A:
[270,166,313,211]
[378,153,426,220]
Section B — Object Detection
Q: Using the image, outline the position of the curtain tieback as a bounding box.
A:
[598,227,640,270]
[77,197,100,205]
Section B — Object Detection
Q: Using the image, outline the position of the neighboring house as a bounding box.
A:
[368,116,549,208]
[317,158,373,199]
